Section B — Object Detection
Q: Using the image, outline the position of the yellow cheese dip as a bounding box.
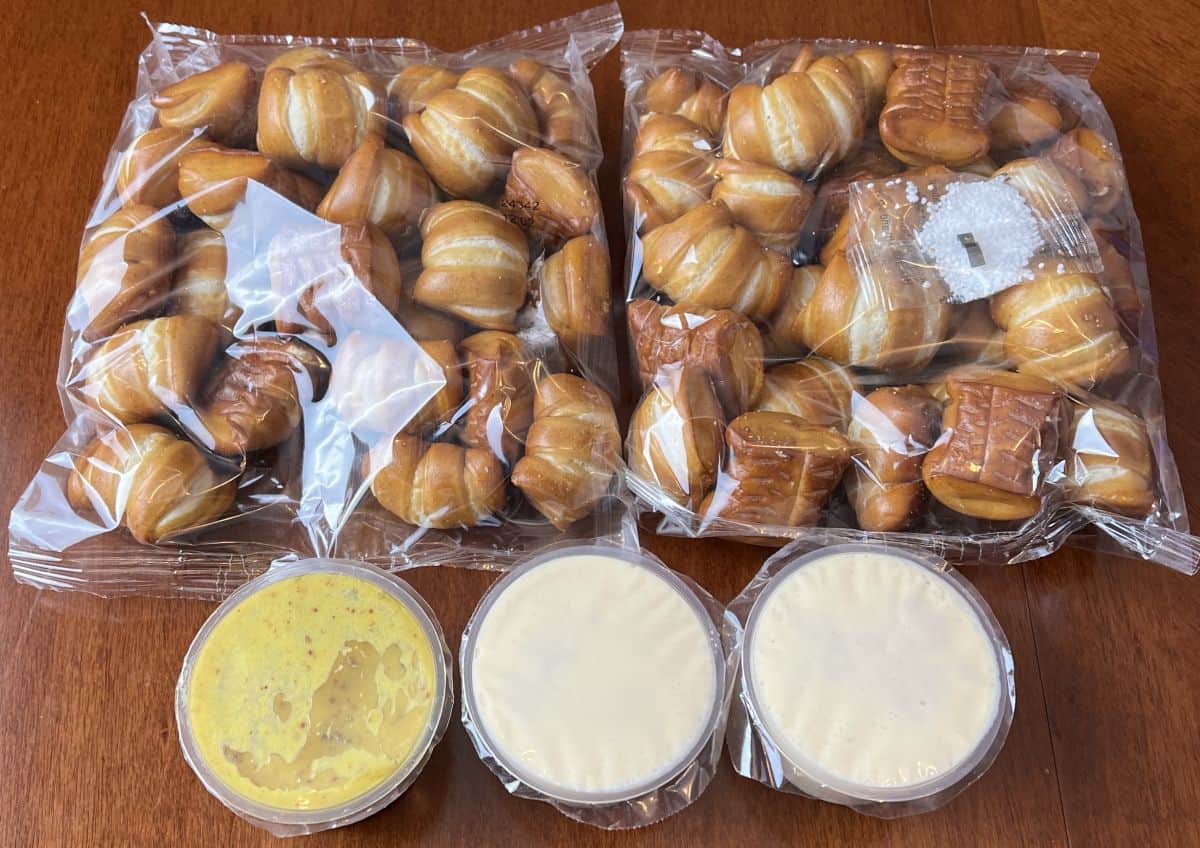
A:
[184,571,438,813]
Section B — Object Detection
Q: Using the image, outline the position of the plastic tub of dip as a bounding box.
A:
[176,559,452,836]
[729,542,1014,817]
[461,543,734,829]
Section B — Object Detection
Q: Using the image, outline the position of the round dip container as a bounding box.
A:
[737,543,1014,814]
[176,559,451,836]
[461,544,727,825]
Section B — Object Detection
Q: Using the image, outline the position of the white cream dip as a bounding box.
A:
[746,548,1005,797]
[466,550,721,802]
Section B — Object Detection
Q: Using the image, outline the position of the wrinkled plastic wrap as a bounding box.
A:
[619,31,1198,572]
[726,539,1015,817]
[9,6,628,597]
[459,542,740,829]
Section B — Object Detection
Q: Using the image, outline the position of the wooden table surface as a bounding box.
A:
[3,0,1199,845]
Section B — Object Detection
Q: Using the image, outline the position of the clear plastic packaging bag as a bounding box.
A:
[726,539,1015,817]
[8,5,628,597]
[459,541,740,829]
[619,31,1199,573]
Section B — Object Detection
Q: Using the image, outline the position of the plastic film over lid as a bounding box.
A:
[726,539,1015,817]
[459,541,741,829]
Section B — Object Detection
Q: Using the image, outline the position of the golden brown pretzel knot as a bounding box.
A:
[257,47,386,171]
[413,201,530,331]
[68,423,237,544]
[152,62,258,148]
[723,47,869,177]
[846,385,942,532]
[627,365,725,511]
[511,373,620,529]
[73,205,175,343]
[371,435,506,529]
[403,67,538,199]
[193,337,330,457]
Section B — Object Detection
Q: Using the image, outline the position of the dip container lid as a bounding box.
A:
[461,543,727,807]
[740,542,1015,806]
[175,558,451,836]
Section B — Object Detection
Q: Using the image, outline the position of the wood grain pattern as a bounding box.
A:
[0,0,1195,845]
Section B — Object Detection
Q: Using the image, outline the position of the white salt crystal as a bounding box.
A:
[914,180,1043,302]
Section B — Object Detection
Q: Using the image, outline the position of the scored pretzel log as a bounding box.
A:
[879,52,991,167]
[923,368,1066,520]
[700,411,851,529]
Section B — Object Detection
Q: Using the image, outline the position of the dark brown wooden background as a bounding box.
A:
[2,0,1199,845]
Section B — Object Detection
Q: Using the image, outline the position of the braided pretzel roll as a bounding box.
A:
[510,59,595,163]
[922,368,1066,520]
[316,135,437,242]
[754,357,859,431]
[79,315,221,424]
[171,229,241,332]
[767,265,823,355]
[994,156,1089,222]
[371,435,506,529]
[798,250,952,372]
[413,201,529,330]
[510,373,620,529]
[625,113,717,234]
[68,423,237,544]
[625,139,718,235]
[116,128,215,208]
[989,271,1130,387]
[403,67,538,199]
[879,52,991,167]
[643,67,725,136]
[459,331,536,465]
[152,62,258,147]
[193,337,329,456]
[628,298,764,419]
[394,259,469,344]
[846,385,942,531]
[723,47,867,177]
[539,234,611,358]
[501,147,601,246]
[700,411,852,529]
[178,148,323,230]
[270,221,404,344]
[633,112,715,157]
[711,159,814,254]
[627,366,725,510]
[1066,400,1156,517]
[641,201,791,320]
[257,47,385,171]
[989,84,1065,154]
[1048,127,1126,219]
[72,205,174,342]
[841,47,893,120]
[387,64,460,120]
